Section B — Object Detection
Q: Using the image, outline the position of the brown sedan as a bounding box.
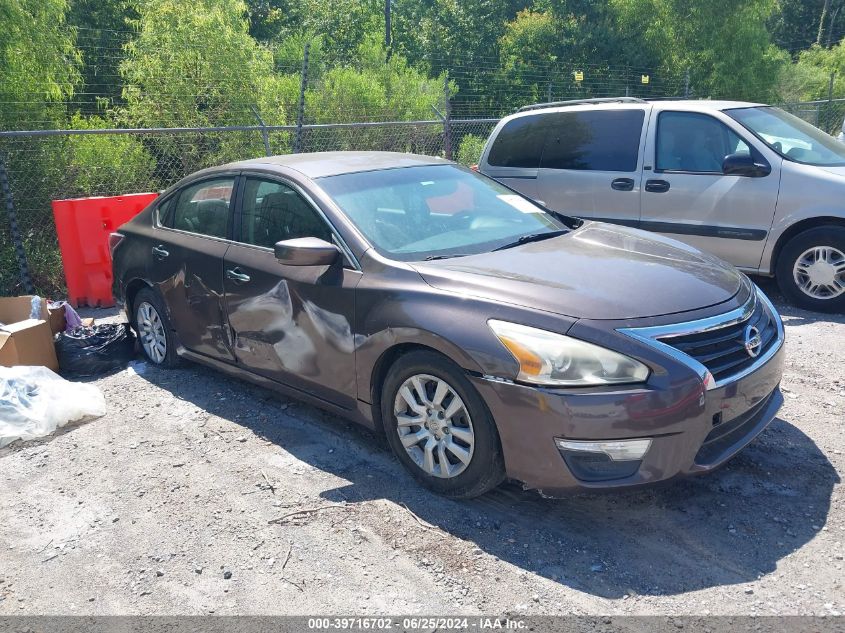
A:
[112,152,785,498]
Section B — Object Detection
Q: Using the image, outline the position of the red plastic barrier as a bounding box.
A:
[51,192,159,307]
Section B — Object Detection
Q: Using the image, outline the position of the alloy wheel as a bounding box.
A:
[393,374,475,479]
[792,246,845,300]
[137,301,167,364]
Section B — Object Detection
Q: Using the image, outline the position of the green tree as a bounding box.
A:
[120,0,283,128]
[769,0,838,54]
[61,114,156,196]
[67,0,138,113]
[392,0,529,70]
[611,0,789,101]
[783,38,845,132]
[0,0,82,296]
[304,34,447,151]
[119,0,298,175]
[0,0,80,128]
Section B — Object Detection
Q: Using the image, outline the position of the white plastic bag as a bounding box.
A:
[0,366,107,447]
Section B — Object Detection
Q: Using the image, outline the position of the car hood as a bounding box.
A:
[410,222,743,320]
[818,164,845,177]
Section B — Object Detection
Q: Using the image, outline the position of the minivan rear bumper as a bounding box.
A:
[471,341,785,496]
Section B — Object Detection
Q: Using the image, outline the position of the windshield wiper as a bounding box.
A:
[492,229,568,252]
[423,253,472,261]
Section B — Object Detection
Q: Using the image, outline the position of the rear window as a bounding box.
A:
[486,114,551,168]
[540,109,645,172]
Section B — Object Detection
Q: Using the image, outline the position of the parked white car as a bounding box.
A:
[478,98,845,312]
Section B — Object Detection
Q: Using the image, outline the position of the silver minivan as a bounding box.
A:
[478,98,845,312]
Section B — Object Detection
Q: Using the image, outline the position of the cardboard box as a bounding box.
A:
[47,303,67,335]
[0,296,59,371]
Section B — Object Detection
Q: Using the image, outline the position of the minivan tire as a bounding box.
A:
[381,350,505,498]
[132,287,180,368]
[776,226,845,313]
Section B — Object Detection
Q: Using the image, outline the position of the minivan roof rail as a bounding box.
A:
[517,97,647,113]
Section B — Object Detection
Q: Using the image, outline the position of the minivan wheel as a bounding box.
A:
[776,227,845,313]
[133,288,179,367]
[381,350,505,498]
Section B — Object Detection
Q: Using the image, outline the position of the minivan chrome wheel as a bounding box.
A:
[393,374,475,479]
[792,246,845,300]
[137,301,167,364]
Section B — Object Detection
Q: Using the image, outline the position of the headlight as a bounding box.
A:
[488,320,650,387]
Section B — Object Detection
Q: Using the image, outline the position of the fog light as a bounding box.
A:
[554,438,652,461]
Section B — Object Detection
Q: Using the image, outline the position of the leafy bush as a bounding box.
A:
[456,134,486,166]
[61,115,156,197]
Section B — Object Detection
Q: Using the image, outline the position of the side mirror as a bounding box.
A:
[722,153,770,177]
[274,237,339,266]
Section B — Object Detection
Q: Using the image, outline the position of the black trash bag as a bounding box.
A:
[55,323,137,377]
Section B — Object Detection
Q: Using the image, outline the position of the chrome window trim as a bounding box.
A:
[618,285,784,390]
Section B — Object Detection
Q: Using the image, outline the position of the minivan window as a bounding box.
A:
[656,112,751,173]
[486,114,551,168]
[165,177,234,238]
[727,106,845,167]
[540,109,645,172]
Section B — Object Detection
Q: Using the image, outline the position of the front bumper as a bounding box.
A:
[471,340,785,496]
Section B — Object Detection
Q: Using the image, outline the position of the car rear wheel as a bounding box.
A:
[381,350,505,498]
[133,288,179,367]
[776,226,845,313]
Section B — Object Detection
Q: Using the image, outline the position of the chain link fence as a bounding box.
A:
[0,117,499,295]
[780,98,845,136]
[1,26,843,296]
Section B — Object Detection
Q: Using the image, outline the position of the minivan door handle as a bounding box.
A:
[611,178,635,192]
[226,268,251,284]
[645,179,671,193]
[151,245,170,260]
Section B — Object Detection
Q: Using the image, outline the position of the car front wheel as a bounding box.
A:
[776,226,845,313]
[381,350,505,498]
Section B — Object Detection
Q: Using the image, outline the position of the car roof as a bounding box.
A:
[225,151,450,179]
[503,99,765,122]
[650,99,765,111]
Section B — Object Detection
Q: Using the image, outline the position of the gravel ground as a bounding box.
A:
[0,277,842,616]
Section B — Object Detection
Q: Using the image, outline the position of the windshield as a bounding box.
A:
[727,106,845,167]
[317,164,569,261]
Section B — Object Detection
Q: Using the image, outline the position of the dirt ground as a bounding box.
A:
[0,277,842,616]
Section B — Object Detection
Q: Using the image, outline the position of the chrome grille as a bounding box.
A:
[657,298,778,383]
[618,284,785,388]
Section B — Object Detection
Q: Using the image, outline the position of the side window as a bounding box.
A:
[656,112,749,173]
[165,178,234,238]
[487,114,551,168]
[239,178,332,248]
[157,197,175,227]
[540,109,645,172]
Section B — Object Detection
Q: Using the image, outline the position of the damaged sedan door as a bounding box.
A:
[222,176,361,409]
[150,176,237,361]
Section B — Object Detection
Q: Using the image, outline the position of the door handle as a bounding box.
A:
[152,245,169,260]
[611,178,635,192]
[226,268,251,284]
[645,179,671,193]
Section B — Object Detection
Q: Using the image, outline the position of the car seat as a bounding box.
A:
[195,199,229,238]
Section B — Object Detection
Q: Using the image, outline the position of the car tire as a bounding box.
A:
[132,287,180,368]
[776,226,845,313]
[381,350,505,498]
